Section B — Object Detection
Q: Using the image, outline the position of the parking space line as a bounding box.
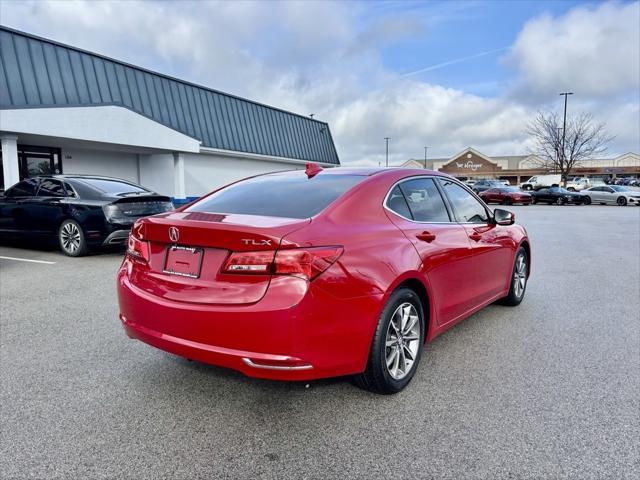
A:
[0,256,56,265]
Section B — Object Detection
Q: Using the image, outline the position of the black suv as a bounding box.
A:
[0,175,173,256]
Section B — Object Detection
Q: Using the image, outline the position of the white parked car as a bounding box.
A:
[580,185,640,206]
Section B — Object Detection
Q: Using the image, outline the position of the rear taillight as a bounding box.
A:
[223,251,275,273]
[274,247,343,280]
[126,235,150,263]
[222,246,343,281]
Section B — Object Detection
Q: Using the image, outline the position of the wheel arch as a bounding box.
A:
[518,239,531,277]
[386,274,433,343]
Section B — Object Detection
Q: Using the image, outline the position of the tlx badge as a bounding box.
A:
[242,239,272,246]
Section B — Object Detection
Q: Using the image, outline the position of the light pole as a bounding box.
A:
[559,92,573,178]
[423,146,429,169]
[384,137,390,167]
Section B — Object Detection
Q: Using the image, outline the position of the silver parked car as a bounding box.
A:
[580,185,640,206]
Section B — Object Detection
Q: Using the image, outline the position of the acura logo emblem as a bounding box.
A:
[168,227,179,243]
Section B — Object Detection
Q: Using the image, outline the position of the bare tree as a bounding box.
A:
[526,111,613,186]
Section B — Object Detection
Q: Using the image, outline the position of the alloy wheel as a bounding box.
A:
[385,302,421,380]
[513,253,527,299]
[60,222,81,254]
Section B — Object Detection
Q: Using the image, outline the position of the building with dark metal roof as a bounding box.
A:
[0,26,340,198]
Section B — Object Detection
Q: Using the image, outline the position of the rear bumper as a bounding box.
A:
[120,313,315,380]
[117,260,381,381]
[102,229,130,245]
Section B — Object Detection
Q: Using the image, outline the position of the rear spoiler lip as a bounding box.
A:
[111,195,172,204]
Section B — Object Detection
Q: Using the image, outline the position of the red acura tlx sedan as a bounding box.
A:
[117,166,531,394]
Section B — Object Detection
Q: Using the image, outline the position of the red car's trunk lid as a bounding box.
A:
[130,212,309,305]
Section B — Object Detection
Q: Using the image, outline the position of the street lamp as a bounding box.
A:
[559,92,573,167]
[423,146,429,169]
[384,137,390,167]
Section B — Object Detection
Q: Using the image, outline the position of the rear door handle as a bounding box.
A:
[469,232,482,242]
[416,231,436,243]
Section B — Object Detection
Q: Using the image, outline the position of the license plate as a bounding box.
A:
[163,245,204,278]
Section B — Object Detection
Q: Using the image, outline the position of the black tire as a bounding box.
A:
[583,196,592,205]
[504,198,513,205]
[567,187,576,192]
[617,196,627,206]
[556,197,565,205]
[531,197,538,204]
[354,287,425,394]
[58,219,89,257]
[498,247,528,306]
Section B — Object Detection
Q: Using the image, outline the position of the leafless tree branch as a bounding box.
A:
[526,111,613,185]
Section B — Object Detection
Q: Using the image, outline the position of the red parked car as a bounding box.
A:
[479,187,532,205]
[117,167,531,394]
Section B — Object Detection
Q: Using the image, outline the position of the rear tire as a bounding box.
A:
[58,219,89,257]
[354,287,425,394]
[583,196,592,205]
[499,247,528,306]
[617,196,627,206]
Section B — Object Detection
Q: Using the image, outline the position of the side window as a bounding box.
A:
[37,179,67,197]
[604,187,614,193]
[439,179,490,224]
[398,178,450,222]
[5,179,39,197]
[385,185,412,219]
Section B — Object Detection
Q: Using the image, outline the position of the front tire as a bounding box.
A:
[58,219,89,257]
[556,197,565,205]
[354,288,425,394]
[499,247,528,306]
[531,197,538,204]
[617,196,627,206]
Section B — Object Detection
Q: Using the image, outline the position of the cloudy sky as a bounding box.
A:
[1,0,638,165]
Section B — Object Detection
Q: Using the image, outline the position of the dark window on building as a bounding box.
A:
[188,173,364,219]
[398,178,450,222]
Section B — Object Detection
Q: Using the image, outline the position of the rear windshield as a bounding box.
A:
[75,178,148,195]
[187,173,364,219]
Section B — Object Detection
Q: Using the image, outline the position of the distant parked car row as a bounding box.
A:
[477,185,640,207]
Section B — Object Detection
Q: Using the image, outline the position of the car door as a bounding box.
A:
[438,178,516,303]
[600,186,616,204]
[384,177,478,326]
[0,178,40,234]
[535,188,549,202]
[33,179,70,234]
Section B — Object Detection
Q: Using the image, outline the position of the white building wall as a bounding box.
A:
[139,153,174,196]
[62,147,139,183]
[182,152,303,197]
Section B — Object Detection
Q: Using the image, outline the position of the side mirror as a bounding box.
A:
[493,208,515,226]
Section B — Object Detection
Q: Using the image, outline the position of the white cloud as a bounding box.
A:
[507,1,640,98]
[0,0,638,165]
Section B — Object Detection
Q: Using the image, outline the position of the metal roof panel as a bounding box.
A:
[0,26,340,165]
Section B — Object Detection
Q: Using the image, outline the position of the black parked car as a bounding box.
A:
[0,175,173,256]
[472,180,505,193]
[530,186,585,205]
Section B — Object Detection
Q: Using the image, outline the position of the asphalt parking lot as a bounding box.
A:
[1,205,639,479]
